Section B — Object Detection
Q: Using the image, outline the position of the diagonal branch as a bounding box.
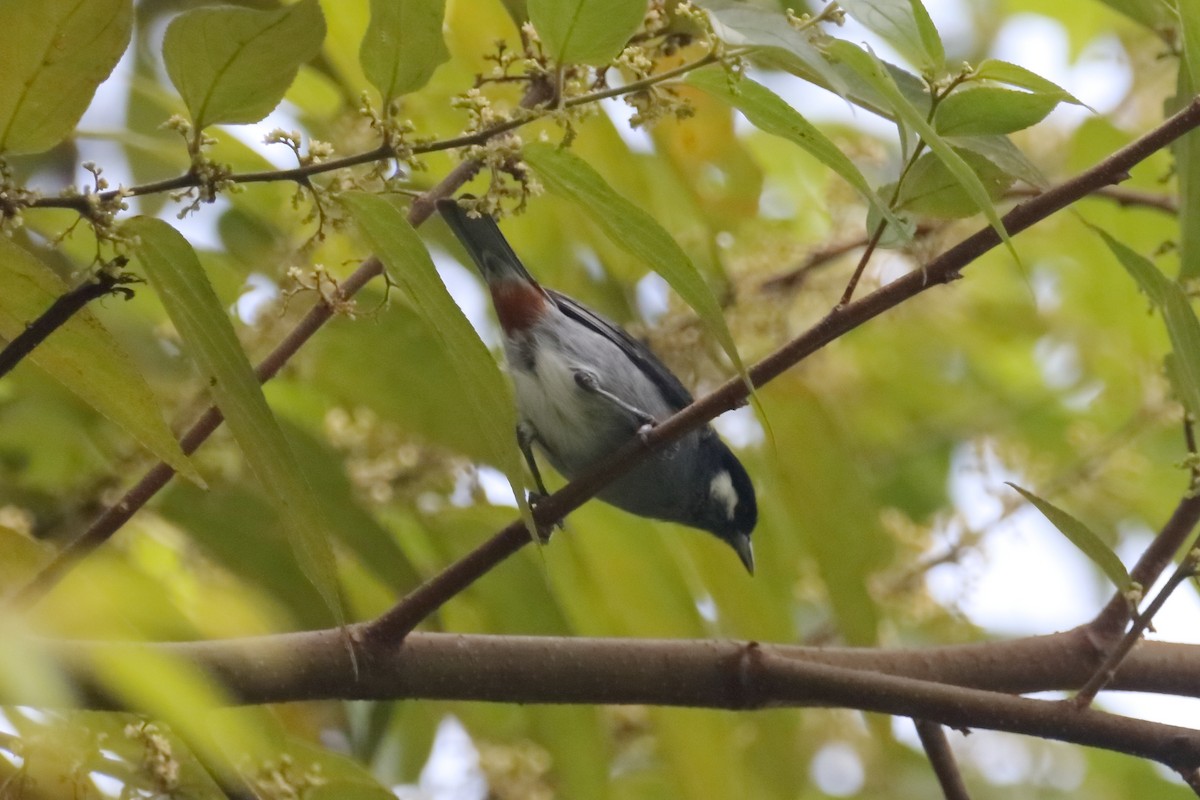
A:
[364,94,1200,643]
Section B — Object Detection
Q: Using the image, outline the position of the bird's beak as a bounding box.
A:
[731,535,755,575]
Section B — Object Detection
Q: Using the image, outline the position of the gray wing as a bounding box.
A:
[547,289,695,412]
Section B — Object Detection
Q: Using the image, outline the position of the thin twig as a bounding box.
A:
[759,222,938,294]
[1006,184,1179,215]
[914,719,972,800]
[1075,546,1200,707]
[1089,491,1200,638]
[26,54,716,214]
[0,268,139,379]
[762,183,1179,296]
[363,95,1200,643]
[838,218,887,306]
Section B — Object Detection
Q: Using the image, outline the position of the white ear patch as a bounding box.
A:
[709,471,738,520]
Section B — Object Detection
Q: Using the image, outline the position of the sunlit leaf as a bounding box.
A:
[163,0,326,128]
[341,194,529,513]
[1007,483,1131,592]
[0,238,202,485]
[839,0,945,73]
[360,0,450,103]
[686,66,907,236]
[127,217,344,625]
[0,0,132,154]
[528,0,645,65]
[523,141,751,382]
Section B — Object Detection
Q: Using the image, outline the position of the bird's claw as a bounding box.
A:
[527,490,563,541]
[636,422,655,446]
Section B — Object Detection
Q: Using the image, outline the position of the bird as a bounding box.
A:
[437,198,758,573]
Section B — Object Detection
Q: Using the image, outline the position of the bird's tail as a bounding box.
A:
[437,199,539,285]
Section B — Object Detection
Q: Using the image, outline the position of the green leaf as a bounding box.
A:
[127,217,343,624]
[949,133,1048,189]
[1094,228,1200,419]
[830,40,1017,258]
[0,239,202,485]
[686,66,907,237]
[528,0,645,65]
[0,0,132,155]
[163,0,326,129]
[359,0,449,103]
[893,149,1014,218]
[698,0,849,96]
[839,0,945,73]
[971,60,1084,106]
[1007,483,1131,592]
[1178,0,1200,91]
[1173,41,1200,279]
[90,645,274,772]
[523,142,751,383]
[934,86,1061,136]
[340,194,528,508]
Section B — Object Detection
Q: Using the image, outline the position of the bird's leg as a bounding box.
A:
[516,422,559,540]
[572,369,658,430]
[516,421,550,497]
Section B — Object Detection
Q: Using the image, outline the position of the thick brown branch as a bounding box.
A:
[32,631,1200,773]
[367,94,1200,642]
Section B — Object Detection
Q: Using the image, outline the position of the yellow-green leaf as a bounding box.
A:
[0,0,132,155]
[360,0,449,103]
[127,217,343,624]
[163,0,326,129]
[528,0,645,65]
[685,66,907,237]
[1007,483,1131,593]
[90,644,273,772]
[0,238,202,485]
[341,193,528,510]
[523,141,751,383]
